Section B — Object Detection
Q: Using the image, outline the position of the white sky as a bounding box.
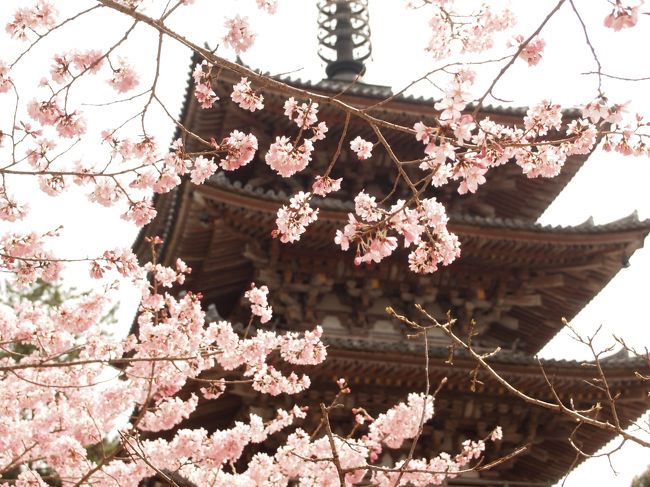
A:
[0,0,648,485]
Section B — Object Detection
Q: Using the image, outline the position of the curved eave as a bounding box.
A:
[176,56,590,221]
[197,179,650,248]
[313,346,648,484]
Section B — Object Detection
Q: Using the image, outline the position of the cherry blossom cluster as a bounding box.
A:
[0,61,11,93]
[0,229,62,286]
[245,282,273,323]
[49,49,104,84]
[205,317,326,396]
[90,247,142,280]
[264,98,327,177]
[312,175,342,196]
[0,187,29,222]
[584,97,650,157]
[81,388,495,487]
[274,191,319,243]
[412,87,604,195]
[335,191,460,273]
[108,58,139,93]
[0,250,334,484]
[0,223,333,480]
[512,34,546,66]
[5,0,57,40]
[284,97,320,129]
[192,60,219,109]
[213,129,259,171]
[27,98,86,138]
[266,136,314,177]
[433,69,474,122]
[256,0,278,14]
[365,393,434,452]
[231,77,264,112]
[604,1,642,31]
[223,15,256,54]
[3,83,254,226]
[417,0,516,60]
[350,135,373,160]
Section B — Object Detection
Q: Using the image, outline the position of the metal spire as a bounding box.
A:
[317,0,372,81]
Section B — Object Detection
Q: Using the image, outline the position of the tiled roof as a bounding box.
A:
[323,336,645,370]
[206,172,650,235]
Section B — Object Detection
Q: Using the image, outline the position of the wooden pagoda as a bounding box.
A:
[134,1,650,484]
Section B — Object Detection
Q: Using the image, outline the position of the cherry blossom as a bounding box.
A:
[0,61,12,93]
[513,35,546,66]
[265,136,314,177]
[217,130,258,170]
[108,59,139,93]
[190,155,217,184]
[350,135,373,159]
[604,2,642,31]
[231,77,264,112]
[223,15,256,54]
[421,1,516,60]
[312,175,342,196]
[256,0,278,14]
[274,191,319,243]
[0,1,647,484]
[5,0,57,40]
[192,61,219,109]
[284,97,319,128]
[245,282,273,323]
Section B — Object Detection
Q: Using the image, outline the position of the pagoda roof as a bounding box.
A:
[177,339,647,485]
[304,344,648,485]
[134,176,650,354]
[174,56,590,221]
[133,54,649,486]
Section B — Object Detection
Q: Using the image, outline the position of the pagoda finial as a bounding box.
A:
[317,0,371,81]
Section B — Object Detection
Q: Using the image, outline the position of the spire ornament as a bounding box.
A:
[317,0,372,81]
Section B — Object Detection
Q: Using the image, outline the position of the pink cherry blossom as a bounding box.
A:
[274,191,319,243]
[122,199,157,226]
[490,426,503,441]
[55,110,86,138]
[422,1,515,60]
[350,136,373,160]
[6,0,57,40]
[284,97,319,128]
[27,99,63,125]
[604,2,641,31]
[38,174,66,196]
[108,59,139,93]
[0,61,12,93]
[245,282,273,323]
[192,61,219,109]
[231,77,264,112]
[256,0,278,13]
[280,326,327,365]
[218,130,258,170]
[310,121,328,141]
[71,49,104,72]
[195,82,218,109]
[312,175,342,196]
[190,155,217,184]
[223,15,256,54]
[354,190,382,222]
[414,121,436,144]
[523,100,563,136]
[513,35,546,66]
[140,395,199,432]
[265,136,313,177]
